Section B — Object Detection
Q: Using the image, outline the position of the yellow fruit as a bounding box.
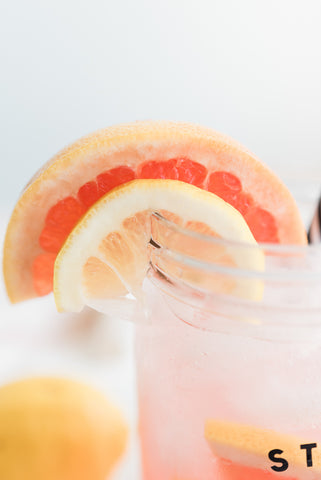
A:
[0,377,128,480]
[53,179,264,313]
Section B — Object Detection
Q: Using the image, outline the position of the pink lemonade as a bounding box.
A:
[214,462,297,480]
[134,212,321,480]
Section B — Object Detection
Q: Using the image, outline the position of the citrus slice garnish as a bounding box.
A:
[3,121,306,303]
[53,179,264,313]
[205,419,321,480]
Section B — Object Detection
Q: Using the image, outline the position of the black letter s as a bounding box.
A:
[268,449,289,472]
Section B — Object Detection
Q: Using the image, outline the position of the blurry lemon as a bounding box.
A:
[0,377,128,480]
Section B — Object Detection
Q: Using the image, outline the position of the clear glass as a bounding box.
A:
[134,182,321,480]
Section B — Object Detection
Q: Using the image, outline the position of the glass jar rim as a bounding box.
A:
[150,212,321,281]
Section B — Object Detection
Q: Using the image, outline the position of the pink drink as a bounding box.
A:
[134,213,321,480]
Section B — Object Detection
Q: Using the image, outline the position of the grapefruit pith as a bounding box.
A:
[3,121,306,303]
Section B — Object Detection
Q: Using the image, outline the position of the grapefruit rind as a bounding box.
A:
[54,180,264,313]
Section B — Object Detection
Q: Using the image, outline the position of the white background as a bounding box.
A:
[1,0,321,208]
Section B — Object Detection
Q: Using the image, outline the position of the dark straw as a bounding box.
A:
[308,197,321,244]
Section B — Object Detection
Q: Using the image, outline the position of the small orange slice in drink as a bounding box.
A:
[3,121,306,303]
[53,180,264,313]
[205,419,321,480]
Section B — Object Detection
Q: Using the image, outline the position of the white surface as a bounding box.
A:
[0,212,141,479]
[1,0,321,208]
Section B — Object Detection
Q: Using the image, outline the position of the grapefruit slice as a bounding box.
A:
[3,121,306,303]
[53,180,264,312]
[205,419,321,480]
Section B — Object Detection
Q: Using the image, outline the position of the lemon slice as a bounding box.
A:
[205,419,321,479]
[54,179,264,312]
